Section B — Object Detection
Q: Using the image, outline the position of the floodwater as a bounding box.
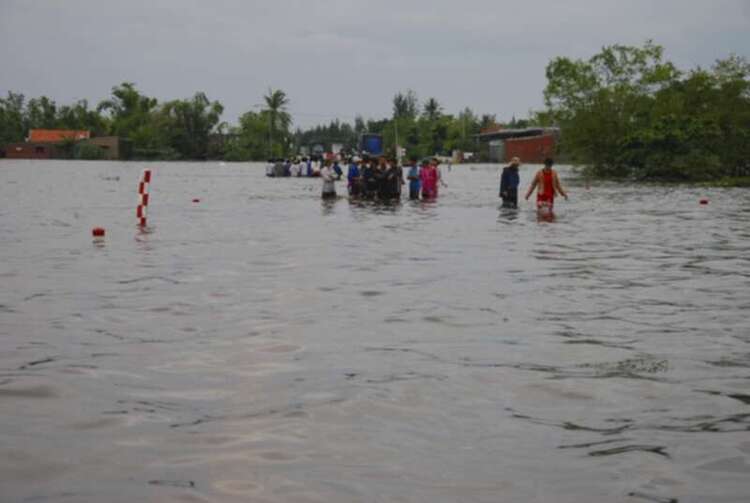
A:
[1,160,749,503]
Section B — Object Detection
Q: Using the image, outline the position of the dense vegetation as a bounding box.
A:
[0,83,517,162]
[543,42,750,181]
[0,83,225,160]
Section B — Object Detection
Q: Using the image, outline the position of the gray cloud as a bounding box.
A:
[1,0,748,127]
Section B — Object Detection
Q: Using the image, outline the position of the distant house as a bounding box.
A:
[5,129,91,159]
[5,142,61,159]
[3,129,130,160]
[504,134,557,164]
[28,129,91,143]
[477,127,560,163]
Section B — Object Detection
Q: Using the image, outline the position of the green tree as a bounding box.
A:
[392,89,418,119]
[161,92,224,159]
[0,92,27,146]
[479,114,497,130]
[422,97,442,122]
[26,96,58,129]
[57,99,108,134]
[544,42,697,179]
[97,82,159,138]
[263,88,292,157]
[225,110,271,161]
[96,82,168,158]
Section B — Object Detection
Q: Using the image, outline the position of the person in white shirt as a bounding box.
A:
[320,159,337,199]
[290,159,300,177]
[312,157,321,177]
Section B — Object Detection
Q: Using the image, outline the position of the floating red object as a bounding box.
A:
[92,227,105,237]
[700,198,709,205]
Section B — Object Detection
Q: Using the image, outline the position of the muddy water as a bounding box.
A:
[1,160,749,502]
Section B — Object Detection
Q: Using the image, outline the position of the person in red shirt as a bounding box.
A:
[525,158,568,211]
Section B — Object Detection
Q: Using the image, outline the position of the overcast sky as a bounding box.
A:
[1,0,748,128]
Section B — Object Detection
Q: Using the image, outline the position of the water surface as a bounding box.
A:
[1,160,749,502]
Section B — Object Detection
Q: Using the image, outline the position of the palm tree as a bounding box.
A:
[263,88,291,156]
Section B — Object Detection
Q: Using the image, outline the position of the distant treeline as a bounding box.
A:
[2,41,748,181]
[0,83,225,160]
[0,84,526,162]
[542,41,750,181]
[288,93,520,162]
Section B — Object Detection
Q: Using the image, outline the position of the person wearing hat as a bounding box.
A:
[500,157,522,208]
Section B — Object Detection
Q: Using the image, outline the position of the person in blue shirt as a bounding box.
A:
[406,155,421,199]
[333,159,343,180]
[500,157,521,208]
[347,157,362,197]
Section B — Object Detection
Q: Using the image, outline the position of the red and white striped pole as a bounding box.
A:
[137,169,151,227]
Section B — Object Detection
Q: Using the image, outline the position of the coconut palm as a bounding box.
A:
[263,88,291,155]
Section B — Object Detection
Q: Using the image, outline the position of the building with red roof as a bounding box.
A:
[28,129,90,143]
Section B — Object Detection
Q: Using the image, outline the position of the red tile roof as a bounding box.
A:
[28,129,90,143]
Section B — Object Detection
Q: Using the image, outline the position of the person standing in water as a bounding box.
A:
[347,157,362,197]
[500,157,521,208]
[333,158,343,180]
[362,158,378,199]
[385,158,403,200]
[375,157,390,200]
[524,158,568,211]
[420,159,438,199]
[421,158,447,199]
[320,159,337,199]
[406,155,421,199]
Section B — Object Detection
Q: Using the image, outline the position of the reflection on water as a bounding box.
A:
[1,160,749,502]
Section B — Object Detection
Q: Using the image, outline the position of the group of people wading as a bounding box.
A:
[313,153,568,215]
[321,155,446,201]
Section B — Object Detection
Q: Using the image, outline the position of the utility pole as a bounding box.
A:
[394,118,401,165]
[268,111,273,159]
[462,113,466,151]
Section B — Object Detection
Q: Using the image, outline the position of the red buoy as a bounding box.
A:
[92,227,105,237]
[699,198,709,205]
